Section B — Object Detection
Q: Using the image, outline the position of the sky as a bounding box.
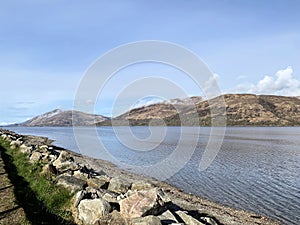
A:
[1,0,300,124]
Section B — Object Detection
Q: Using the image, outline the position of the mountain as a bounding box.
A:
[98,94,300,126]
[15,109,109,127]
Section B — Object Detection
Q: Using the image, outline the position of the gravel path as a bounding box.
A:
[0,146,28,225]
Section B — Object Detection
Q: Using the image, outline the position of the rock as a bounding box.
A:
[29,152,42,163]
[78,199,111,224]
[57,150,71,162]
[20,144,32,154]
[94,210,127,225]
[41,164,57,175]
[175,211,205,225]
[131,215,162,225]
[108,177,131,194]
[52,150,80,173]
[85,187,99,199]
[131,181,154,191]
[48,154,57,162]
[117,193,126,201]
[120,188,164,218]
[53,160,80,173]
[73,190,86,208]
[41,152,51,163]
[57,175,86,193]
[157,189,171,203]
[201,217,218,225]
[10,140,22,149]
[158,210,178,223]
[39,145,49,152]
[3,135,12,141]
[102,192,118,203]
[73,170,89,180]
[87,175,110,189]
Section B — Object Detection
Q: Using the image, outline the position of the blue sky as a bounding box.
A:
[1,0,300,124]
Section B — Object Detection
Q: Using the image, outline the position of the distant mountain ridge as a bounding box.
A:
[98,94,300,126]
[14,109,109,127]
[10,94,300,127]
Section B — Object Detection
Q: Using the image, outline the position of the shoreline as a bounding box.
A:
[0,128,280,225]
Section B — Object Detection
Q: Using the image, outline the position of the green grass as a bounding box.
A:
[0,139,75,224]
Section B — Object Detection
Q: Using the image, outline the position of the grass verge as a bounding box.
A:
[0,139,75,225]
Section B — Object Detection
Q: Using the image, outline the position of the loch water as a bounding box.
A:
[8,126,300,224]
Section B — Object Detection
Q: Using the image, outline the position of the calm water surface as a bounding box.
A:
[8,126,300,224]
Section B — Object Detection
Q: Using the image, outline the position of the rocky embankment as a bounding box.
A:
[0,129,280,225]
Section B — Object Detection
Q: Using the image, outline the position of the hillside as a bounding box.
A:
[98,94,300,126]
[14,109,109,127]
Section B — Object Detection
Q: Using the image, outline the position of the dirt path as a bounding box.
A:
[0,146,28,225]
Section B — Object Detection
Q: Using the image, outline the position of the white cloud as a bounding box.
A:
[203,73,220,98]
[131,96,164,109]
[233,66,300,96]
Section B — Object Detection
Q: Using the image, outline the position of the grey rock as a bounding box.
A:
[39,145,49,152]
[131,215,162,225]
[57,175,86,193]
[201,217,218,225]
[73,190,86,207]
[158,210,178,224]
[10,140,22,149]
[73,170,89,180]
[57,150,71,162]
[157,188,171,203]
[29,151,42,163]
[175,211,205,225]
[78,199,111,224]
[87,175,110,189]
[53,160,80,173]
[108,177,131,194]
[41,164,57,175]
[102,192,118,203]
[20,144,32,154]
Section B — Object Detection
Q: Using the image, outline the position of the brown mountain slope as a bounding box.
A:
[16,109,109,127]
[98,94,300,126]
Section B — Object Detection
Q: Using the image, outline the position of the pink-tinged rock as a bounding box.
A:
[120,188,164,218]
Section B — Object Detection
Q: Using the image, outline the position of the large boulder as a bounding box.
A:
[20,144,32,154]
[73,170,89,181]
[87,175,110,189]
[131,215,162,225]
[10,140,22,149]
[120,188,165,218]
[72,190,86,208]
[94,210,127,225]
[52,150,81,173]
[57,175,86,193]
[78,199,111,224]
[39,145,49,153]
[175,211,205,225]
[56,150,71,162]
[29,152,42,163]
[108,177,131,194]
[54,161,80,173]
[158,210,178,224]
[41,164,58,175]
